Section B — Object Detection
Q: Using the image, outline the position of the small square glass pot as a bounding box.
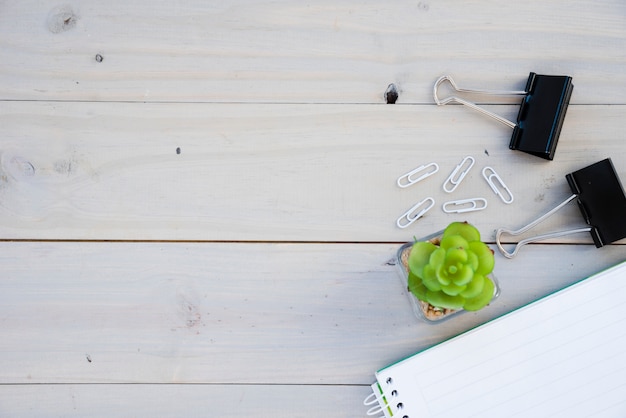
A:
[395,232,500,323]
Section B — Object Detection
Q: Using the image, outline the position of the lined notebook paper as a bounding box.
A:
[365,261,626,418]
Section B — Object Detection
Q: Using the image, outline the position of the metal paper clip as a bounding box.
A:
[443,156,475,193]
[397,162,439,188]
[434,75,525,129]
[443,198,488,214]
[396,197,435,229]
[482,166,513,204]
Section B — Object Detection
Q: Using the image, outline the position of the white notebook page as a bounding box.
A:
[375,261,626,418]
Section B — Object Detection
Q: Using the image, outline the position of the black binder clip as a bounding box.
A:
[434,73,573,160]
[496,158,626,258]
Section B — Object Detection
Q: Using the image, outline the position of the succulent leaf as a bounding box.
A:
[422,265,442,291]
[463,277,495,311]
[408,271,428,300]
[429,247,446,267]
[435,264,452,286]
[469,241,495,275]
[440,281,466,296]
[460,274,485,299]
[467,251,479,271]
[408,241,437,278]
[440,235,468,251]
[452,265,474,286]
[426,290,465,310]
[442,221,481,243]
[445,247,468,265]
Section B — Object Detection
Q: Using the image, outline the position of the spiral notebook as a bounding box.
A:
[365,261,626,418]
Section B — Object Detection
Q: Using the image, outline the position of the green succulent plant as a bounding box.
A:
[408,222,495,311]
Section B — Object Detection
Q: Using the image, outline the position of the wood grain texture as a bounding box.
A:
[1,101,624,242]
[0,0,624,103]
[0,384,373,418]
[1,242,624,386]
[2,1,626,416]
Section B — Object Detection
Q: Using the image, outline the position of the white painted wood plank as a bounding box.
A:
[0,242,624,386]
[0,102,624,242]
[0,0,624,103]
[0,384,371,418]
[0,3,622,417]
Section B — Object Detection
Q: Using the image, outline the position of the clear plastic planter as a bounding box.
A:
[395,232,500,323]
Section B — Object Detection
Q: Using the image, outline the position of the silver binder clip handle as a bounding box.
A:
[443,156,475,193]
[482,166,514,204]
[433,75,525,129]
[396,197,435,229]
[495,194,592,258]
[443,198,488,214]
[397,162,439,188]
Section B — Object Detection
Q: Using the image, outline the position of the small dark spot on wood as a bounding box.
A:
[9,157,36,177]
[384,83,399,104]
[176,147,181,155]
[95,54,103,63]
[418,2,430,11]
[47,6,78,33]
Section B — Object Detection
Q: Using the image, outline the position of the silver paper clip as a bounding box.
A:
[442,198,488,214]
[396,197,435,229]
[433,75,526,129]
[496,194,591,258]
[482,166,514,204]
[443,156,475,193]
[396,162,439,188]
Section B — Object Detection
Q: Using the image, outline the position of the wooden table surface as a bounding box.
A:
[1,1,625,416]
